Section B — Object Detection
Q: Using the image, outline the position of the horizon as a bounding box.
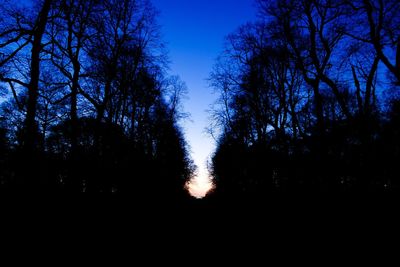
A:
[152,0,257,197]
[1,0,399,199]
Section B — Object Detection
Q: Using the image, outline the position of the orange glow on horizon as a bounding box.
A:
[186,173,214,199]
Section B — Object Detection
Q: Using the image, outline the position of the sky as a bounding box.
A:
[151,0,257,197]
[4,0,257,198]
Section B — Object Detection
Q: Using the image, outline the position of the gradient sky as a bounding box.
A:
[152,0,257,186]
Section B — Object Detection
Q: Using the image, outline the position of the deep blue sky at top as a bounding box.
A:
[152,0,257,174]
[14,0,257,176]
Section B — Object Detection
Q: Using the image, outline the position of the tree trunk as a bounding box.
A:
[20,0,52,189]
[364,57,379,116]
[67,60,80,192]
[24,0,52,154]
[70,62,80,154]
[352,65,363,115]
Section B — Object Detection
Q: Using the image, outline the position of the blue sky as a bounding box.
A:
[3,0,256,189]
[152,0,257,179]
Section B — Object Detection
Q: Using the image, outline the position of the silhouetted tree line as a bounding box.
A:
[209,0,400,197]
[0,0,195,196]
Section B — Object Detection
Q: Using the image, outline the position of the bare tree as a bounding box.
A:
[260,0,354,136]
[210,21,306,149]
[46,0,99,172]
[0,0,52,155]
[345,0,400,84]
[81,0,161,124]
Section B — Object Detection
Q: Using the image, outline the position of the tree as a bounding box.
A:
[0,0,194,196]
[210,0,400,195]
[260,0,356,131]
[344,0,400,84]
[47,0,98,159]
[0,0,53,188]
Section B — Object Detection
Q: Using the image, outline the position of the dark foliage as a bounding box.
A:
[0,0,194,198]
[209,0,400,198]
[2,0,400,202]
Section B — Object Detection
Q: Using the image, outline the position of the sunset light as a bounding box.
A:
[1,0,399,205]
[186,171,214,199]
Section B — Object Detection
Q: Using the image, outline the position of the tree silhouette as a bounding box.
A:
[209,0,400,198]
[0,0,194,198]
[2,0,399,201]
